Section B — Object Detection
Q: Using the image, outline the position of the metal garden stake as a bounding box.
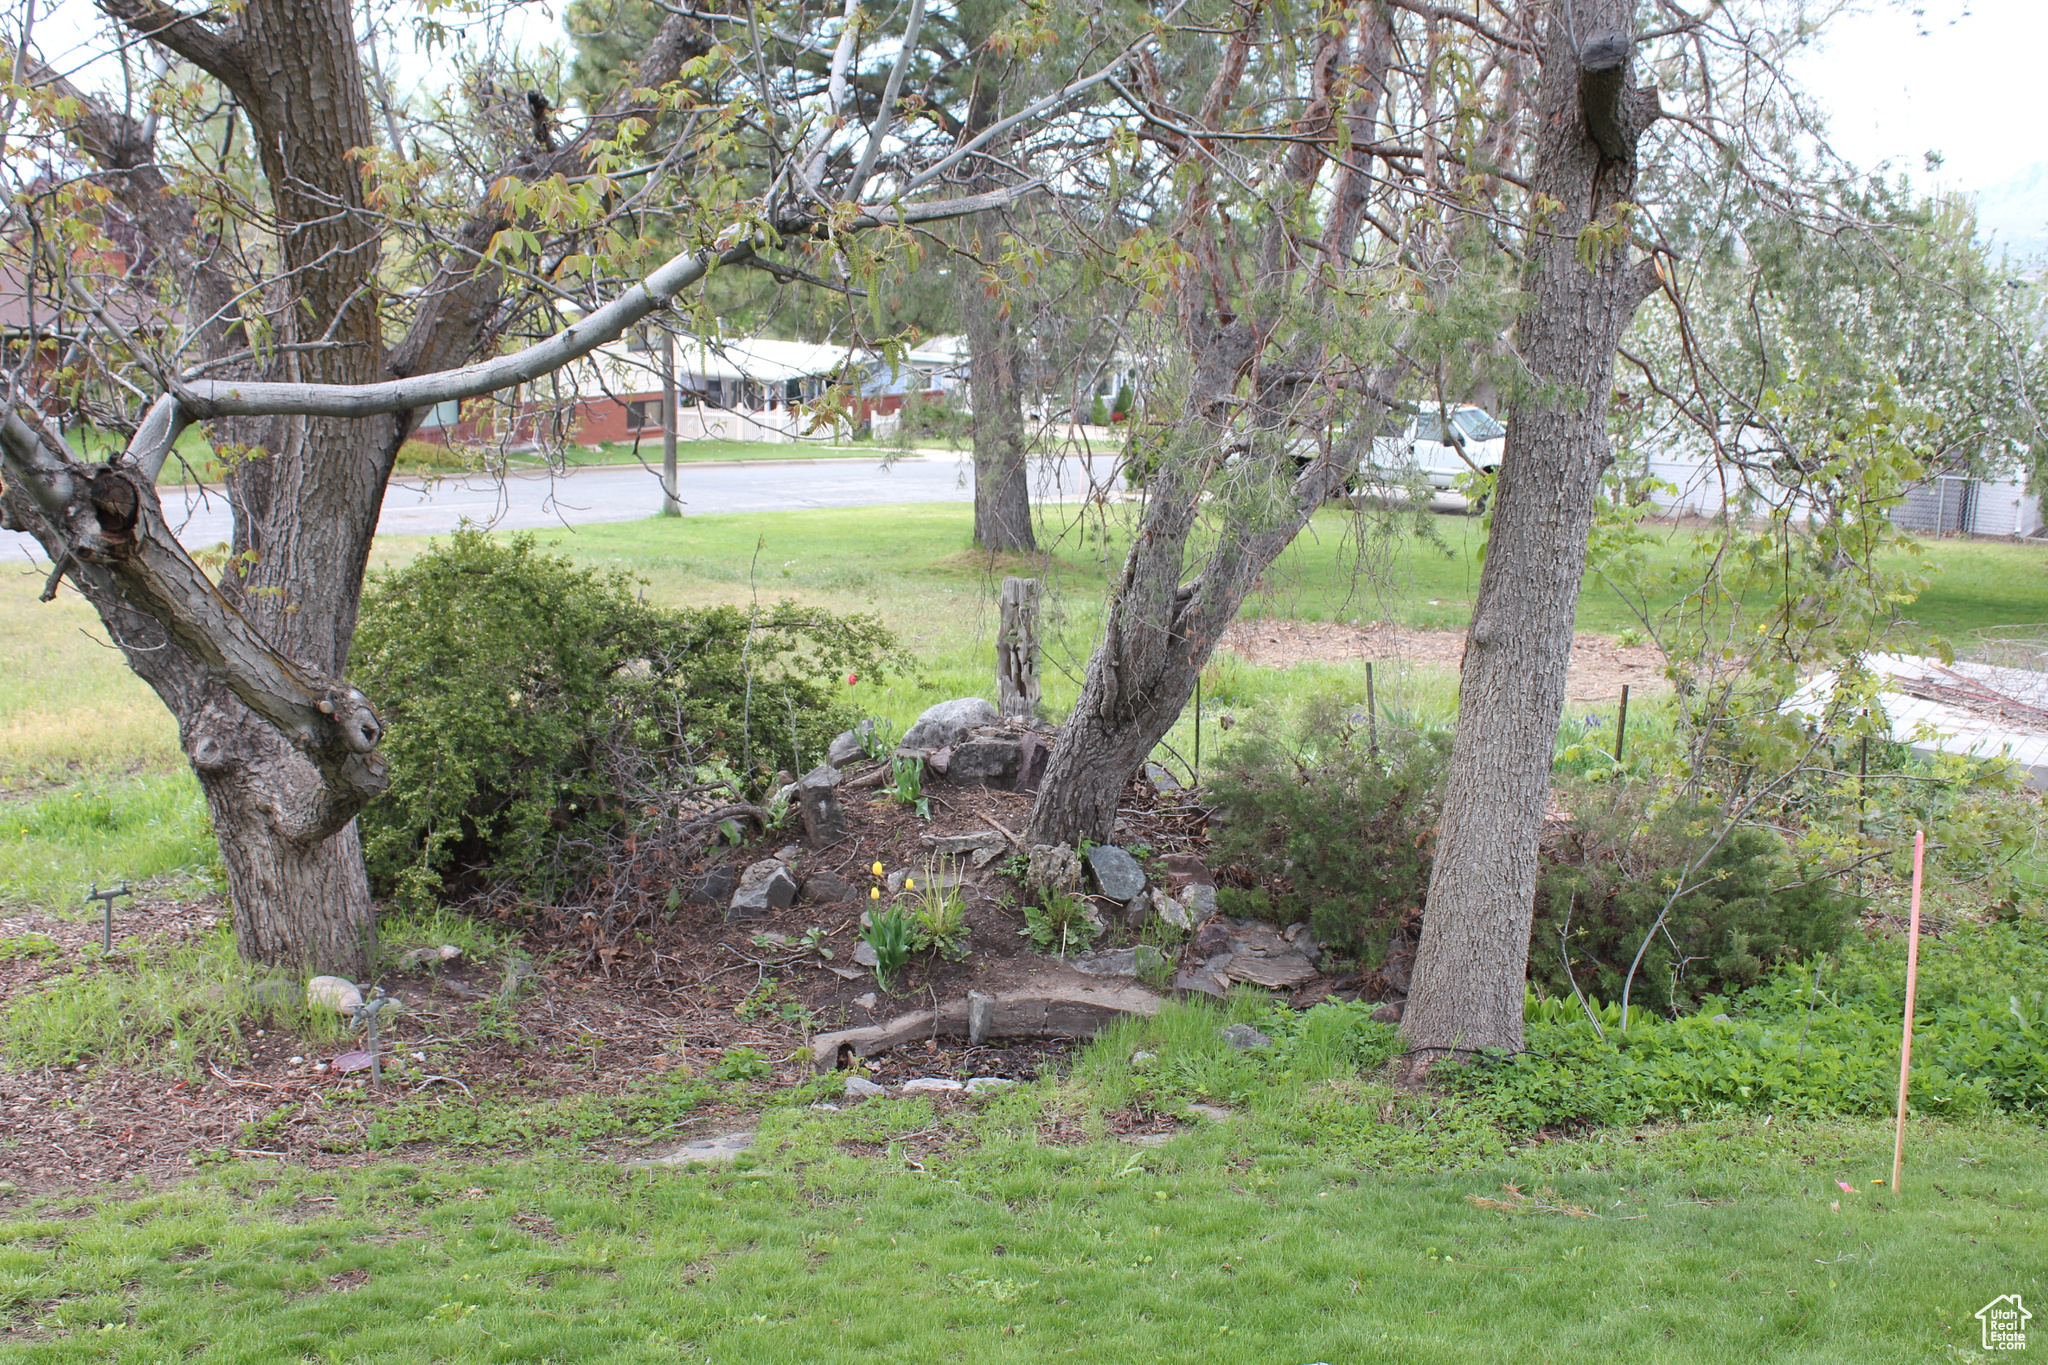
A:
[87,882,132,955]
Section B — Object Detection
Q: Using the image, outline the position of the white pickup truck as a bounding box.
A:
[1368,405,1507,491]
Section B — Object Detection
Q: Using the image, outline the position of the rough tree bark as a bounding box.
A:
[1026,0,1402,847]
[961,269,1036,553]
[1399,3,1664,1067]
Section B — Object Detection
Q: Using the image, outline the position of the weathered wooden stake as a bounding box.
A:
[1614,683,1631,763]
[1892,829,1926,1195]
[997,576,1041,719]
[1365,660,1379,758]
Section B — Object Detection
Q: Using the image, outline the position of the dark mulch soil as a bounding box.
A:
[0,768,1222,1204]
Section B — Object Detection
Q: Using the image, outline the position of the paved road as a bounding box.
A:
[3,450,1128,568]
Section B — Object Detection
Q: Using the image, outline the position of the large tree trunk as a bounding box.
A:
[1400,5,1662,1067]
[962,271,1036,553]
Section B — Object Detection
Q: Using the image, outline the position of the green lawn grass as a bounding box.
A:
[1,1075,2038,1361]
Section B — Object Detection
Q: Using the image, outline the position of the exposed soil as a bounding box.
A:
[1219,617,1666,703]
[0,770,1217,1203]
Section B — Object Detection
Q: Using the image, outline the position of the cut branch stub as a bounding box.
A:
[1578,32,1635,162]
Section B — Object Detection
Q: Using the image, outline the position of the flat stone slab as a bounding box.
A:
[629,1130,755,1167]
[899,1077,964,1093]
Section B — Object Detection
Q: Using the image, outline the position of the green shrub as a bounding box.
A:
[1111,383,1134,419]
[1088,393,1109,426]
[394,438,471,475]
[1205,697,1449,964]
[1531,788,1859,1013]
[354,530,899,908]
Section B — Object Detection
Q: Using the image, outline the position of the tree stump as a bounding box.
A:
[997,576,1041,719]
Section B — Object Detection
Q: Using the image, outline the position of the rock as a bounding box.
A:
[681,867,735,906]
[828,965,867,981]
[1131,1050,1157,1066]
[1157,889,1194,931]
[969,844,1007,869]
[1180,885,1218,920]
[1143,762,1181,791]
[1070,947,1137,977]
[306,976,362,1015]
[1123,894,1152,931]
[853,941,880,967]
[964,1077,1015,1094]
[1015,727,1052,793]
[1192,919,1235,958]
[843,1075,890,1097]
[1086,845,1147,901]
[902,698,999,751]
[923,831,1007,855]
[632,1131,755,1167]
[900,1077,965,1093]
[755,931,790,947]
[1163,853,1214,886]
[728,860,797,920]
[1026,842,1081,894]
[827,730,866,766]
[1226,952,1318,989]
[802,871,855,905]
[1370,1000,1406,1024]
[886,868,908,895]
[1173,970,1229,999]
[796,765,845,847]
[773,843,804,864]
[1219,1023,1274,1050]
[854,992,877,1010]
[947,733,1023,786]
[1120,1132,1174,1148]
[395,945,456,971]
[926,745,952,777]
[809,983,1163,1072]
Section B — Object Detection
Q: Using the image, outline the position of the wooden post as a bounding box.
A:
[1891,828,1926,1195]
[1365,660,1379,758]
[997,577,1041,720]
[660,330,681,516]
[1614,683,1631,763]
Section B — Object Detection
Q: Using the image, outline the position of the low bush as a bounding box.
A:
[1530,786,1859,1013]
[1204,696,1449,964]
[354,529,899,908]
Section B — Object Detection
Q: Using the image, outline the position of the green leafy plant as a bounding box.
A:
[709,1046,772,1082]
[857,716,897,760]
[1020,892,1098,957]
[862,905,916,989]
[909,866,971,961]
[890,755,930,819]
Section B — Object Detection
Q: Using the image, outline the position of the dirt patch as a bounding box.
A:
[1218,617,1665,703]
[0,770,1213,1201]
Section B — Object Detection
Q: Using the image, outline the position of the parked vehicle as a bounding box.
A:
[1367,404,1506,492]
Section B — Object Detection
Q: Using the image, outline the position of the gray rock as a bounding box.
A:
[947,734,1023,786]
[1370,1000,1405,1024]
[728,859,797,920]
[969,844,1007,869]
[853,941,880,967]
[901,698,999,751]
[1015,727,1052,793]
[1180,885,1217,920]
[964,1077,1015,1094]
[843,1075,889,1097]
[1143,762,1181,791]
[1164,853,1215,886]
[1026,843,1081,894]
[1173,969,1230,999]
[801,871,855,905]
[1219,1023,1274,1050]
[900,1077,964,1093]
[796,765,845,847]
[1086,845,1147,901]
[1131,1050,1158,1066]
[1157,888,1194,931]
[681,867,735,906]
[853,992,877,1010]
[923,831,1007,855]
[1070,947,1137,977]
[772,843,805,864]
[828,965,867,981]
[306,976,362,1015]
[827,730,866,766]
[632,1131,756,1167]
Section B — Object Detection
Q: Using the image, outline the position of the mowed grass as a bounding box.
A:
[0,1089,2039,1361]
